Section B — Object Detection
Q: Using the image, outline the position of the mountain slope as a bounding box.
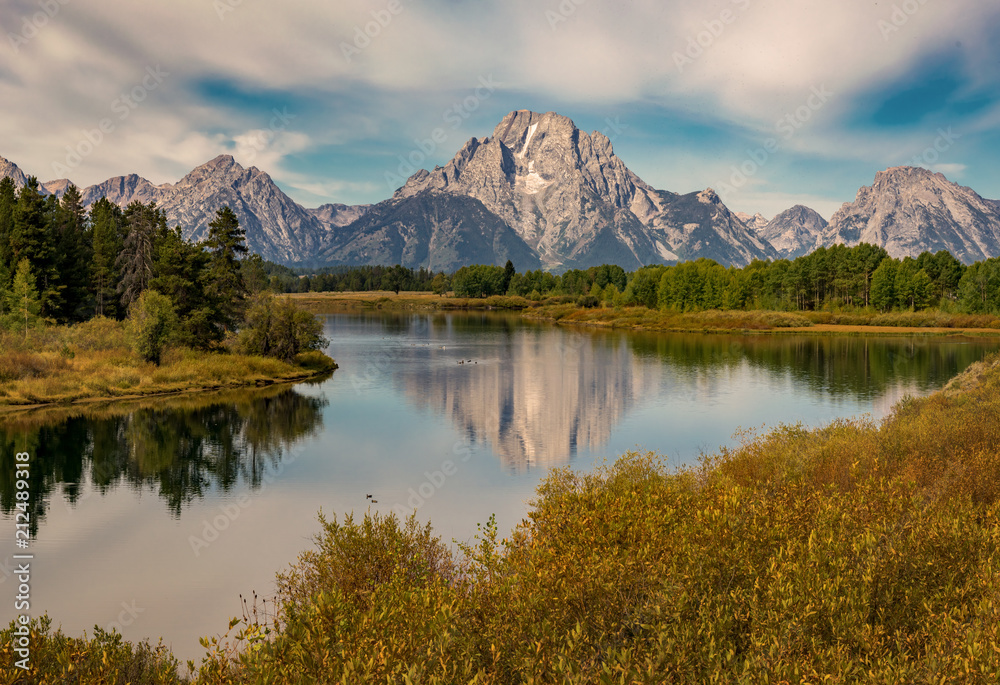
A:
[390,110,775,269]
[319,192,541,272]
[736,212,769,233]
[759,205,828,259]
[0,155,48,193]
[823,167,1000,263]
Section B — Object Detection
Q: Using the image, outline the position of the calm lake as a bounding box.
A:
[2,312,999,665]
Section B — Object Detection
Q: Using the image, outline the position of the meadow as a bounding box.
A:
[0,317,335,409]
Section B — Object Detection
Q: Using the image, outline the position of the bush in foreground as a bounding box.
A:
[10,356,1000,683]
[0,615,181,684]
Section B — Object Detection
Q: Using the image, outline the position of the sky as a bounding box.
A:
[2,0,1000,220]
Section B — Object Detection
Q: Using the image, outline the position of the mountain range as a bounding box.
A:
[4,110,1000,269]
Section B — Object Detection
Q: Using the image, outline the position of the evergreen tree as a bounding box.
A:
[90,198,125,318]
[0,177,16,292]
[52,185,92,322]
[240,253,271,294]
[117,201,161,308]
[10,177,61,318]
[203,206,248,332]
[850,243,890,307]
[151,224,215,347]
[502,259,516,294]
[3,258,43,337]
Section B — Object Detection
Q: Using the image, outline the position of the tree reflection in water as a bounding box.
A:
[0,385,327,534]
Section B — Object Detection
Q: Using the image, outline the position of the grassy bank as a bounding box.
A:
[530,304,1000,336]
[291,290,1000,336]
[287,290,534,312]
[0,318,336,409]
[7,352,1000,683]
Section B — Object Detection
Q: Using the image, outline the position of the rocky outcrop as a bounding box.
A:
[391,110,776,269]
[759,205,828,259]
[823,167,1000,263]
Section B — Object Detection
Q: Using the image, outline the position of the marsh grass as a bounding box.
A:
[530,304,815,332]
[0,318,336,407]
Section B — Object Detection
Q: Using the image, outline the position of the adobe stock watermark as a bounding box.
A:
[341,0,407,62]
[7,0,70,54]
[673,0,751,73]
[106,600,144,634]
[234,107,297,164]
[188,447,303,557]
[878,0,932,40]
[383,75,500,191]
[716,84,834,195]
[546,0,587,31]
[213,0,243,21]
[911,127,960,169]
[51,65,169,177]
[392,439,473,517]
[348,318,430,393]
[600,116,629,145]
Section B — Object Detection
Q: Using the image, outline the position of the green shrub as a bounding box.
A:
[0,615,182,684]
[236,294,328,362]
[127,290,178,365]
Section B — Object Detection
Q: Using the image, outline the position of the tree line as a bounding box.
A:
[4,173,999,328]
[0,176,323,362]
[283,245,1000,315]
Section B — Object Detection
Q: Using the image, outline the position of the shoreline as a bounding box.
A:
[0,346,337,413]
[287,291,1000,338]
[0,366,333,416]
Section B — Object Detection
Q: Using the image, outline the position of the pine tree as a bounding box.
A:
[10,177,61,318]
[203,206,248,332]
[870,259,897,312]
[151,224,214,347]
[90,198,125,318]
[3,258,43,337]
[53,185,92,321]
[0,177,16,293]
[502,259,515,294]
[117,201,160,308]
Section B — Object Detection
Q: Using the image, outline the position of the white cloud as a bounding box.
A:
[1,0,998,205]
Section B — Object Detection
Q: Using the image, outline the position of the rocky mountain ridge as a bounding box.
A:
[820,166,1000,263]
[4,121,1000,268]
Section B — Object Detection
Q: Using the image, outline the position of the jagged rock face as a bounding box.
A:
[79,174,167,207]
[823,167,1000,263]
[639,188,778,265]
[72,156,336,264]
[151,155,332,263]
[737,212,769,232]
[41,179,73,198]
[397,110,661,269]
[759,205,828,259]
[736,212,769,233]
[319,192,542,273]
[308,203,370,228]
[394,110,775,269]
[0,155,47,193]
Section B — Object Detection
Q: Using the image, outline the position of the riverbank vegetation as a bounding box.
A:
[6,352,1000,682]
[274,244,1000,334]
[0,178,332,406]
[272,244,1000,319]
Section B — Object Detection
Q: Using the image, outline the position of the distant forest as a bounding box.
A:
[3,175,1000,332]
[279,245,1000,316]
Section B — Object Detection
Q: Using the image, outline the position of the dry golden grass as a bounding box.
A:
[0,320,336,409]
